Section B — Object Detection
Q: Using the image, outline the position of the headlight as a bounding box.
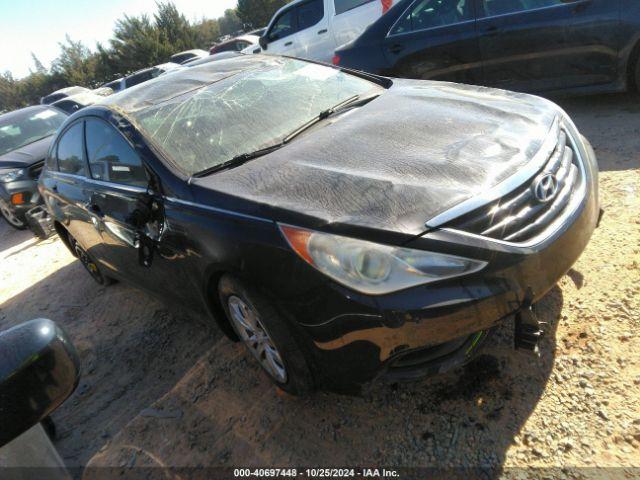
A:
[280,225,486,295]
[0,169,26,183]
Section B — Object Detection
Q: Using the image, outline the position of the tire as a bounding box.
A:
[0,199,27,230]
[69,236,113,286]
[218,274,314,396]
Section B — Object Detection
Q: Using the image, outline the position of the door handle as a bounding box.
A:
[284,41,293,46]
[388,44,405,54]
[318,29,327,35]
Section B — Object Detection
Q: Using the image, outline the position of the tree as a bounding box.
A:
[52,36,99,87]
[236,0,290,29]
[218,9,243,37]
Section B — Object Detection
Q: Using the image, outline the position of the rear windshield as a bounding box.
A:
[0,108,67,156]
[132,58,381,175]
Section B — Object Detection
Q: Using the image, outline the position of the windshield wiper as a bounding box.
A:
[283,92,380,144]
[191,143,285,178]
[191,92,380,179]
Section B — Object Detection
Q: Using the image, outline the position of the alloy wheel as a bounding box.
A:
[0,198,26,229]
[227,295,287,383]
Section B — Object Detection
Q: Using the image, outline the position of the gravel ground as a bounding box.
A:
[0,93,638,476]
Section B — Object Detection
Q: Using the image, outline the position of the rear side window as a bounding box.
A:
[268,8,298,41]
[334,0,375,15]
[56,123,86,176]
[482,0,563,16]
[298,0,324,30]
[85,119,148,188]
[391,0,473,34]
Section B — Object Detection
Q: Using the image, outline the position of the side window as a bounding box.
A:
[268,9,298,41]
[482,0,563,16]
[56,123,86,176]
[298,0,324,30]
[85,119,148,188]
[334,0,375,15]
[391,0,473,35]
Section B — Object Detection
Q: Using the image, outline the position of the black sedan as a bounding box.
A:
[0,106,67,229]
[335,0,639,95]
[39,55,600,394]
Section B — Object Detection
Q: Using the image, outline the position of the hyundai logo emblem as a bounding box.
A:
[533,173,559,203]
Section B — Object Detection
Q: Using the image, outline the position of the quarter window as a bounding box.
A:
[56,123,86,176]
[391,0,473,35]
[85,119,148,188]
[334,0,375,15]
[298,0,324,30]
[482,0,564,16]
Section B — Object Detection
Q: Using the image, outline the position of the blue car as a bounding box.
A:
[335,0,640,95]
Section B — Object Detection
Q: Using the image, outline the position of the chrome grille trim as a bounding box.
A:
[443,122,587,246]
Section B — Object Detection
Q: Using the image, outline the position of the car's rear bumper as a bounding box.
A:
[286,135,600,391]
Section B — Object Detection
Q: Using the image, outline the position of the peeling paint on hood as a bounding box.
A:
[192,79,561,236]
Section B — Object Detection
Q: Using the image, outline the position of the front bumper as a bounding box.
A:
[281,135,600,391]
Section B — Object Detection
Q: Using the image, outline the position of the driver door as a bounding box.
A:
[264,6,301,56]
[83,118,161,288]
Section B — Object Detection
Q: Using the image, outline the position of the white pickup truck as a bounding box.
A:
[246,0,395,63]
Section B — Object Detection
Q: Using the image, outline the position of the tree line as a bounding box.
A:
[0,0,289,112]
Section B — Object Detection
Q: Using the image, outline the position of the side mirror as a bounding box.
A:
[0,319,80,448]
[259,36,268,50]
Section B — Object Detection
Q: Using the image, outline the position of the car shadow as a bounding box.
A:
[556,92,640,172]
[81,286,564,477]
[0,257,220,469]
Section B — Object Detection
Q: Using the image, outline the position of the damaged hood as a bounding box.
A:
[192,79,560,236]
[0,136,52,169]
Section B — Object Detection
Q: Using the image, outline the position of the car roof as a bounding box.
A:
[52,91,103,107]
[98,54,278,115]
[0,105,56,124]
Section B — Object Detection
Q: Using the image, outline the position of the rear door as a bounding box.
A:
[44,121,104,259]
[477,0,574,92]
[332,0,394,49]
[294,0,336,62]
[383,0,482,84]
[562,0,621,88]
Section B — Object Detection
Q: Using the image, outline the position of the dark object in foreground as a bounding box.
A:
[39,55,600,395]
[0,319,80,448]
[335,0,640,96]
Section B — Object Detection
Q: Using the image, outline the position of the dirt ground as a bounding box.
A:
[0,93,638,476]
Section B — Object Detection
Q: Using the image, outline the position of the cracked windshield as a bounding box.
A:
[133,58,381,175]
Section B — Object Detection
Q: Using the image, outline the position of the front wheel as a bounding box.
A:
[218,275,314,396]
[0,199,27,230]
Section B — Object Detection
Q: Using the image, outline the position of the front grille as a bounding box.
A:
[447,125,584,243]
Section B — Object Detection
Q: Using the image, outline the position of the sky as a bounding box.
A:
[0,0,238,78]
